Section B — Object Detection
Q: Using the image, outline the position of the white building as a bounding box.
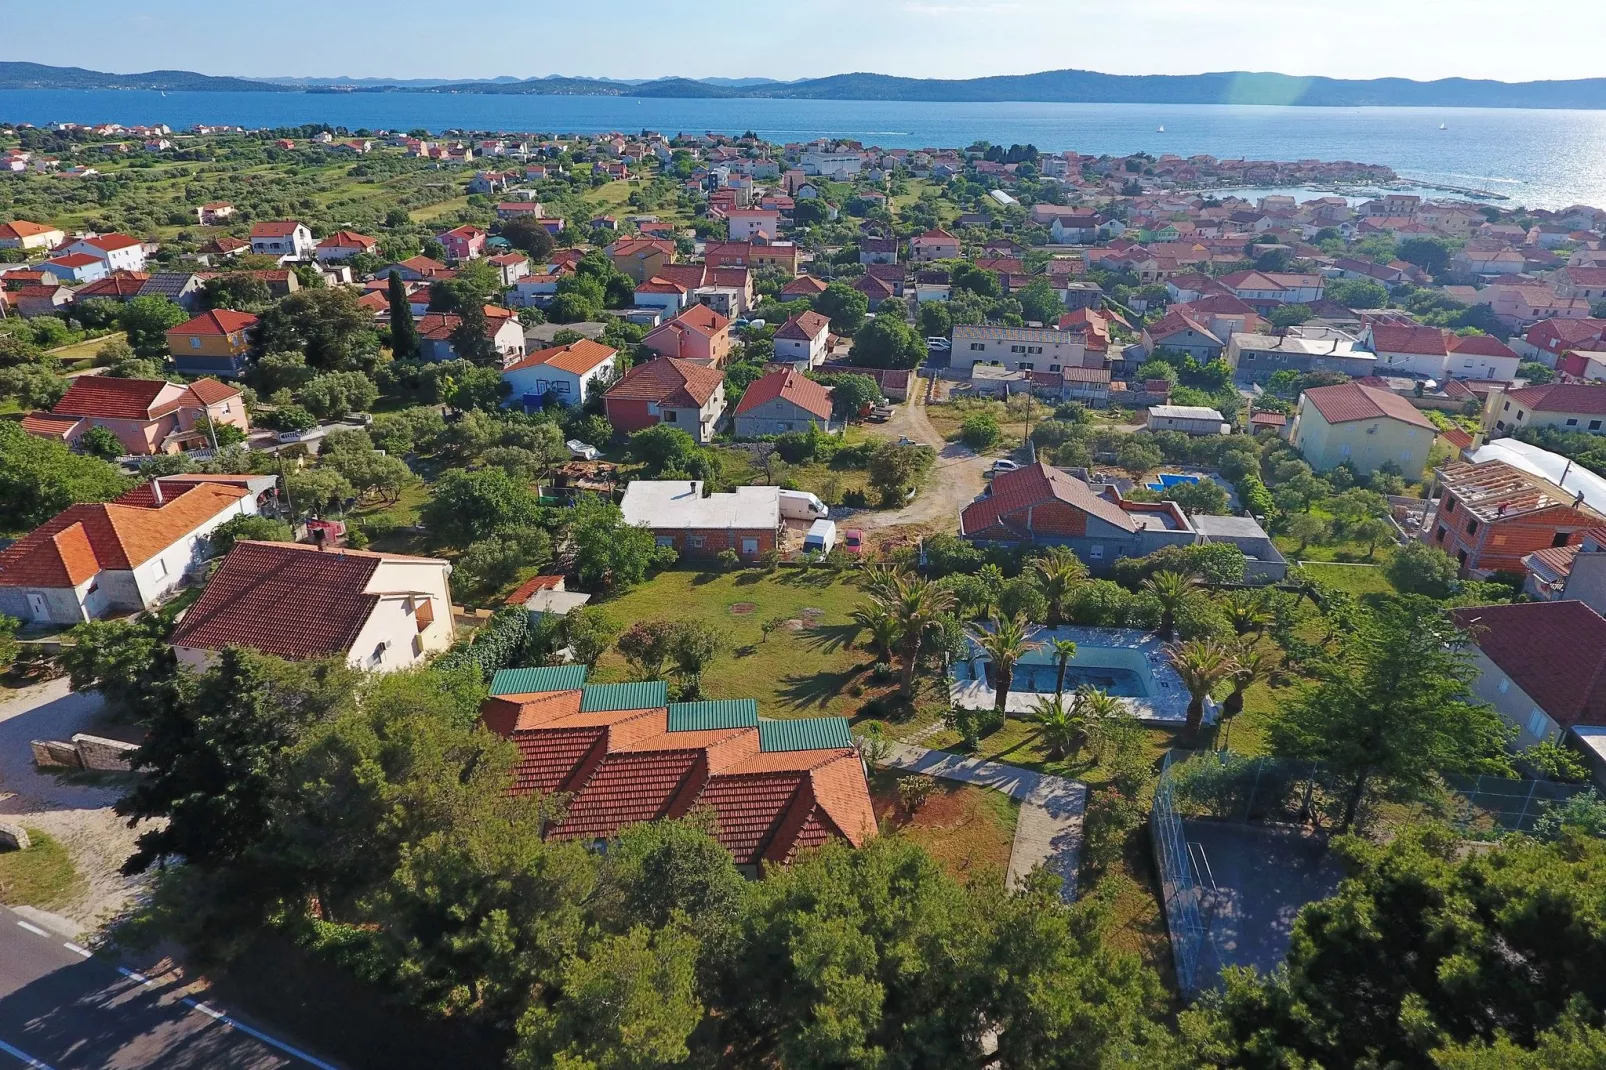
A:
[774,310,831,369]
[61,232,146,273]
[1147,405,1230,435]
[249,220,316,261]
[951,324,1089,374]
[501,339,618,409]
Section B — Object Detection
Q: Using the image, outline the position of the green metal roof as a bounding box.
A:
[758,717,854,753]
[667,700,759,732]
[580,681,669,712]
[489,665,587,697]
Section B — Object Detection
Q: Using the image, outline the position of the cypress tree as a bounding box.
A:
[388,271,417,359]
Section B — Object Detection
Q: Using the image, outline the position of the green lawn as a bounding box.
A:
[589,568,888,720]
[1298,561,1398,598]
[0,830,82,911]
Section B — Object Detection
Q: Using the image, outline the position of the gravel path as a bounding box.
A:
[857,374,989,533]
[882,741,1087,901]
[0,678,150,934]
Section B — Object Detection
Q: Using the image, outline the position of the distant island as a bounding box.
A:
[5,60,1606,109]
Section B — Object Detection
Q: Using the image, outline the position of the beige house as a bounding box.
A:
[0,219,66,251]
[171,541,455,674]
[1290,381,1436,479]
[1486,382,1606,438]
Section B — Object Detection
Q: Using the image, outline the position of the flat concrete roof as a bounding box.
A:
[620,480,781,530]
[1192,514,1272,540]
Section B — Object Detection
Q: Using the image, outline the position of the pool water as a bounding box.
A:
[1146,473,1202,493]
[1002,663,1149,698]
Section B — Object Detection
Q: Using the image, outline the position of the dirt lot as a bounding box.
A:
[0,678,150,932]
[857,374,989,534]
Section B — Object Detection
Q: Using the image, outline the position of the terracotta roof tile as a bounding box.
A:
[732,367,833,420]
[1452,601,1606,728]
[1302,382,1436,430]
[168,309,257,337]
[51,377,178,421]
[552,750,701,840]
[504,339,616,376]
[606,357,724,407]
[1503,382,1606,417]
[961,461,1136,538]
[170,541,384,659]
[775,310,830,342]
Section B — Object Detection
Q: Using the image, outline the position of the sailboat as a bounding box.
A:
[1157,124,1165,133]
[1439,122,1447,130]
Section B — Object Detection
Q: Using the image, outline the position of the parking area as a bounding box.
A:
[1182,819,1345,981]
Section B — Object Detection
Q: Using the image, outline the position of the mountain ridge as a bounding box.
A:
[4,61,1606,109]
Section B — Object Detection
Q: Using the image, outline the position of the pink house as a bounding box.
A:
[21,376,249,456]
[436,224,488,262]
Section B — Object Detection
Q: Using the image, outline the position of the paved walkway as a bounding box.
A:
[883,742,1087,901]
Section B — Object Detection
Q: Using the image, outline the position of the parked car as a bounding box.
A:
[841,529,865,555]
[868,403,894,422]
[991,459,1022,473]
[926,336,952,351]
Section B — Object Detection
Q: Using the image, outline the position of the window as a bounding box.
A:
[741,537,759,555]
[1443,498,1455,514]
[1049,364,1061,372]
[1435,526,1446,542]
[1592,420,1603,431]
[1516,410,1525,420]
[1553,531,1573,548]
[190,337,201,349]
[1503,401,1510,411]
[1526,708,1549,740]
[1568,418,1579,426]
[1010,344,1026,354]
[1088,544,1104,560]
[1018,362,1034,371]
[1498,677,1510,694]
[154,558,168,578]
[655,536,675,548]
[1027,345,1043,354]
[970,342,986,351]
[664,410,677,423]
[1465,518,1478,535]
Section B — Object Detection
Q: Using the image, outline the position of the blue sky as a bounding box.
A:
[11,0,1602,82]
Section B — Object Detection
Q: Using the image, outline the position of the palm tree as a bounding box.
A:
[1048,638,1080,699]
[968,614,1043,723]
[1033,548,1088,626]
[1221,640,1279,750]
[1221,588,1272,637]
[850,602,901,663]
[889,574,956,700]
[974,563,1005,619]
[1073,685,1128,755]
[859,563,908,605]
[1141,570,1203,640]
[1168,638,1239,740]
[1031,693,1089,761]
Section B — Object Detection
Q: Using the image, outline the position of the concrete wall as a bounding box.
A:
[1465,646,1558,747]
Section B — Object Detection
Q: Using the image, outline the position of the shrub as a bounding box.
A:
[959,412,1001,451]
[1386,541,1458,598]
[897,774,939,814]
[715,548,741,570]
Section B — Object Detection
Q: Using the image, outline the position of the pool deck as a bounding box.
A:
[951,626,1202,725]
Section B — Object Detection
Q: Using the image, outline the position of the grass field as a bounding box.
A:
[588,568,889,719]
[870,769,1019,884]
[1297,561,1399,598]
[0,830,82,911]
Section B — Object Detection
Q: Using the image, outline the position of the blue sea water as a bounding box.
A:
[4,89,1606,209]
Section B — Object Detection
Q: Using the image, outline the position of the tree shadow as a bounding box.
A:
[796,622,861,656]
[777,665,863,710]
[733,571,765,586]
[777,569,839,589]
[690,570,724,586]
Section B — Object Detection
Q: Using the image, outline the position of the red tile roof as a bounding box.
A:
[733,367,834,420]
[1452,601,1606,728]
[185,377,240,405]
[775,310,830,343]
[168,309,257,336]
[170,541,385,659]
[76,233,142,252]
[779,275,829,297]
[1301,381,1436,430]
[0,482,249,589]
[74,272,150,299]
[504,339,617,375]
[45,253,101,269]
[249,221,302,238]
[1447,333,1518,359]
[0,220,59,240]
[606,357,724,407]
[1503,382,1606,417]
[317,230,377,249]
[1368,322,1449,356]
[961,461,1135,538]
[51,377,179,421]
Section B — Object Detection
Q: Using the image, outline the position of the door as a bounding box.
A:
[26,592,48,622]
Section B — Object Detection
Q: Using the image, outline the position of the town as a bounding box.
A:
[2,117,1605,1068]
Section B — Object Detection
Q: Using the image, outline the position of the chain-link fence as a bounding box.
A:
[1442,774,1590,835]
[1151,751,1214,1000]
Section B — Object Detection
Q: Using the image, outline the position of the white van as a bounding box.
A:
[778,489,829,521]
[803,519,837,555]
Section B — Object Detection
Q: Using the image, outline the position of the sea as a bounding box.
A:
[5,89,1606,210]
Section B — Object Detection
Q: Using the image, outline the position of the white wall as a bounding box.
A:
[130,496,258,607]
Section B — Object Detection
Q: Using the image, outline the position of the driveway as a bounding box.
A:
[0,679,149,934]
[856,374,989,533]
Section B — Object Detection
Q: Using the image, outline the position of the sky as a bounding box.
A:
[12,0,1606,83]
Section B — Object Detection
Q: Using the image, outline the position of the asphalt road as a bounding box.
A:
[0,908,336,1070]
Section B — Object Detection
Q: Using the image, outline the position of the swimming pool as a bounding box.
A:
[1146,472,1202,493]
[1006,661,1148,698]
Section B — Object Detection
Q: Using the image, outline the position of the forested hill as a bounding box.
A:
[6,61,1606,109]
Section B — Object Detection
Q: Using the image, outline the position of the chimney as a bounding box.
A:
[151,478,163,505]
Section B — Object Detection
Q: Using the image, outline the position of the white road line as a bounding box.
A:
[179,998,339,1069]
[115,966,153,986]
[0,1036,57,1069]
[14,921,48,937]
[61,942,92,959]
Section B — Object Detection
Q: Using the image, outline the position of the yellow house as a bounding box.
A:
[1290,381,1436,479]
[1485,382,1606,438]
[166,308,258,379]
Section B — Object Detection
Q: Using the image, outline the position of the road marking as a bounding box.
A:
[0,1036,57,1069]
[61,942,92,959]
[180,998,339,1069]
[14,921,48,937]
[116,966,153,986]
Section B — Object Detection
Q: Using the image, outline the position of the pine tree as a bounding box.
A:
[387,271,417,360]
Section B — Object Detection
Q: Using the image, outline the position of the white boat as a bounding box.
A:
[1157,125,1165,132]
[1439,123,1447,130]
